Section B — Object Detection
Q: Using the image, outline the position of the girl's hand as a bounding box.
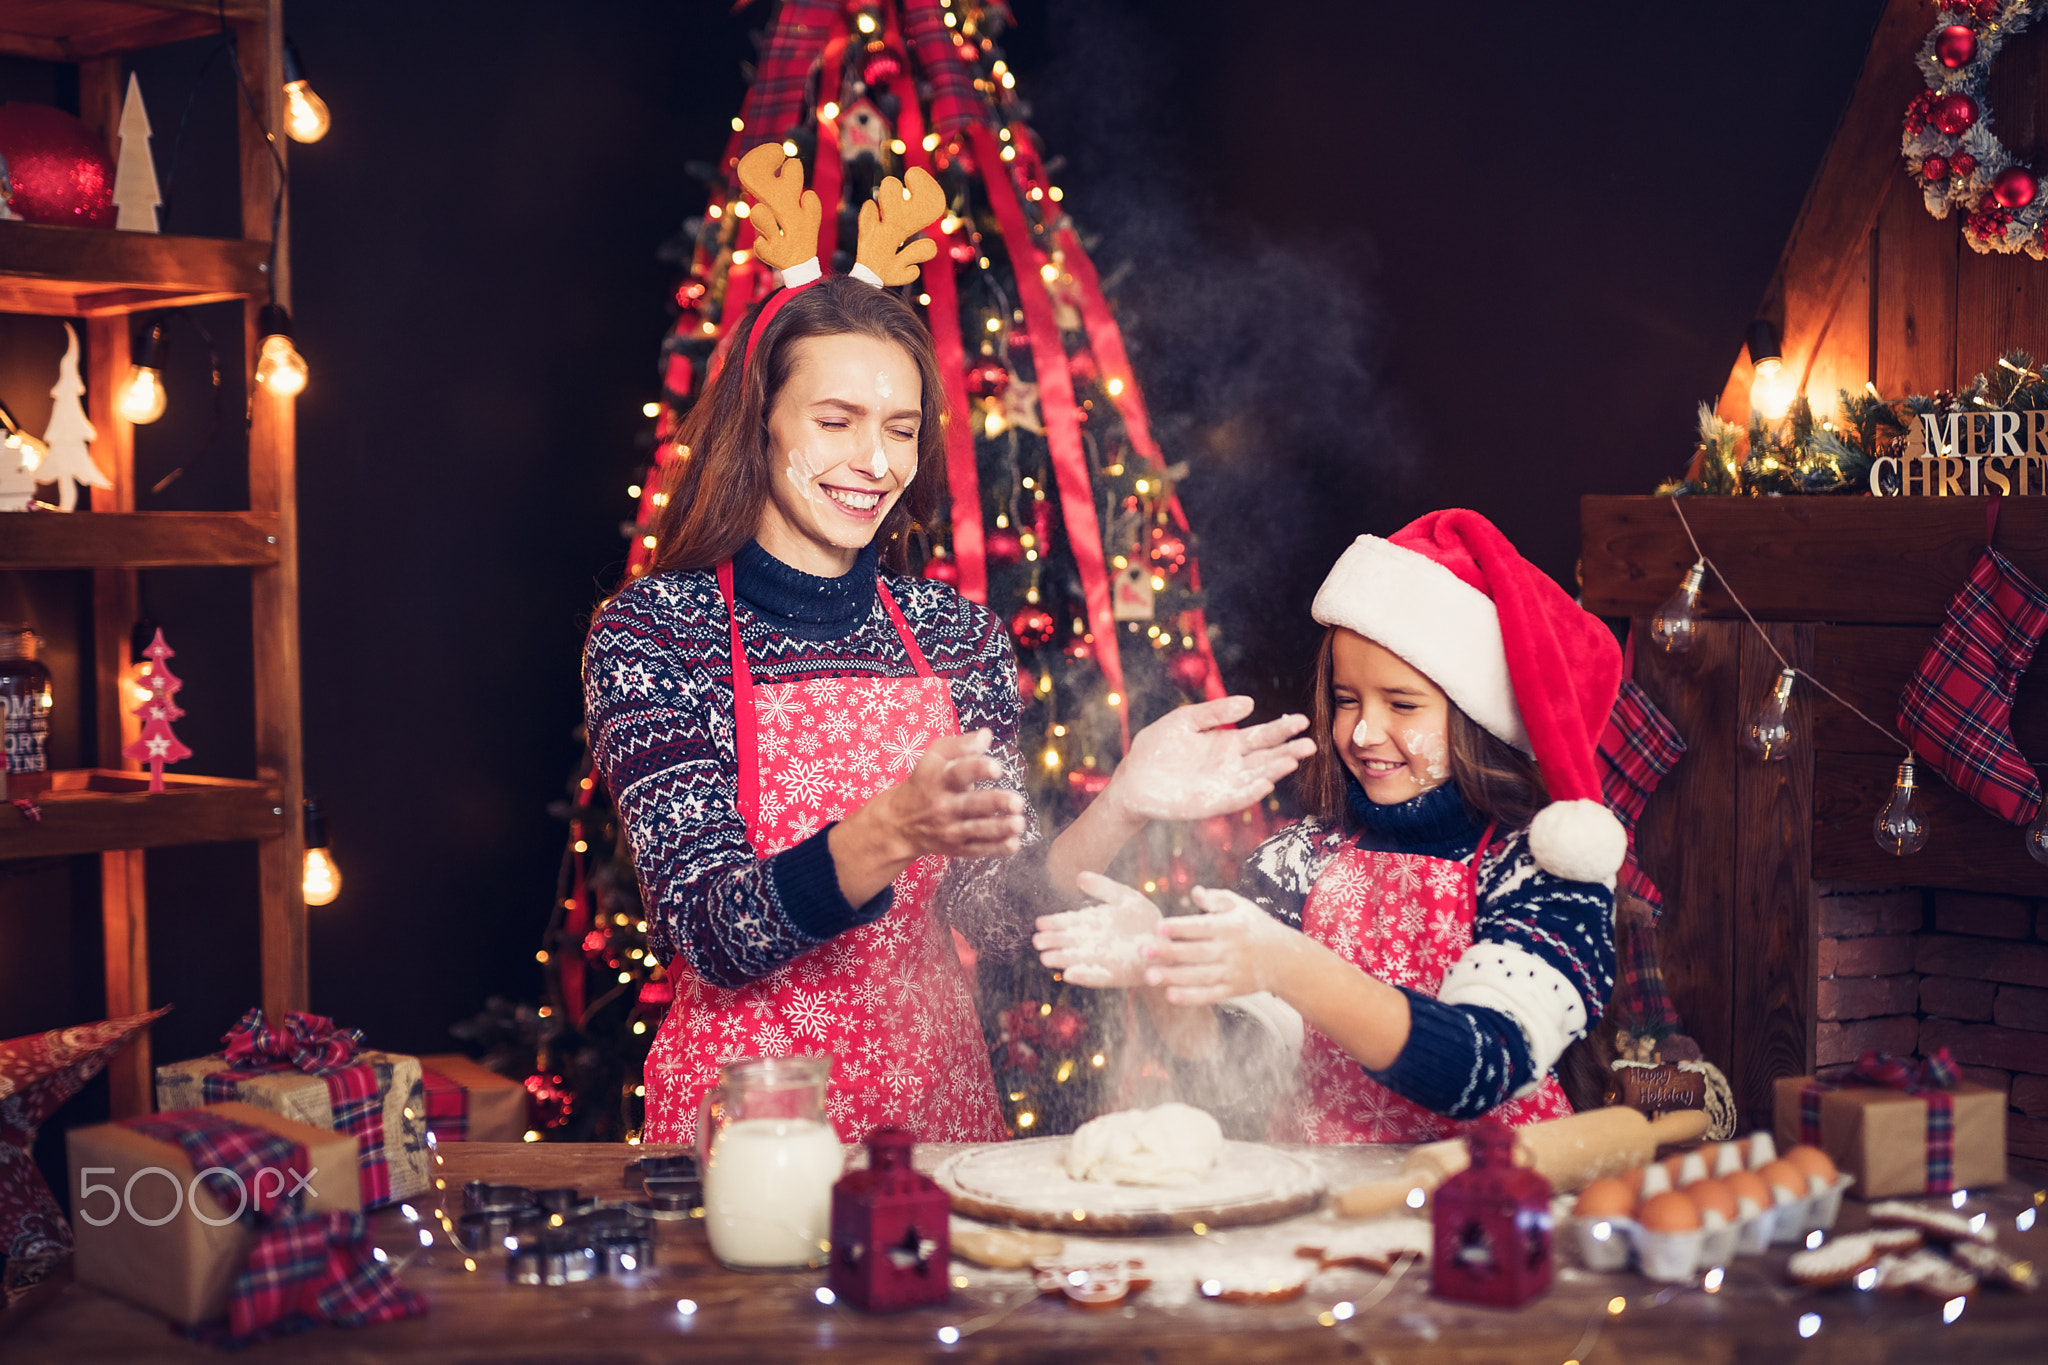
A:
[1141,886,1305,1006]
[1101,696,1314,823]
[1032,872,1162,987]
[878,729,1026,860]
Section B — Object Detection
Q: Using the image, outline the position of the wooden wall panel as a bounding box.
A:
[1811,625,2048,758]
[1801,230,1872,419]
[1732,626,1817,1130]
[1629,620,1741,1090]
[1873,177,1958,398]
[1814,751,2048,895]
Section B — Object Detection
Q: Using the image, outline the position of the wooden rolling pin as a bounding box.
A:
[1335,1107,1709,1220]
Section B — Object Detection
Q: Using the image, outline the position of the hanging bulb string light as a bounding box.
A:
[1666,497,1914,762]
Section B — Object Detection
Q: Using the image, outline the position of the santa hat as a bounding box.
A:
[1310,509,1626,884]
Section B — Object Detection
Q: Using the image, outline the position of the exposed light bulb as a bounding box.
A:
[303,845,342,905]
[1744,667,1797,762]
[1749,355,1795,421]
[281,43,331,143]
[254,306,308,397]
[2024,793,2048,865]
[117,365,167,424]
[1874,758,1931,856]
[1650,560,1707,653]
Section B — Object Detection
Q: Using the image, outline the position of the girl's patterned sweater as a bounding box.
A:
[1238,780,1615,1118]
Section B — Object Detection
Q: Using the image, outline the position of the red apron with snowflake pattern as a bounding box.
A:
[641,564,1007,1147]
[1289,828,1574,1143]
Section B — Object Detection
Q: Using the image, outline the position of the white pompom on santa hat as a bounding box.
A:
[1311,509,1627,884]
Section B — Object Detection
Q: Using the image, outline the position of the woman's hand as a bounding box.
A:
[1101,696,1314,823]
[831,729,1025,904]
[1033,872,1163,987]
[1140,886,1309,1007]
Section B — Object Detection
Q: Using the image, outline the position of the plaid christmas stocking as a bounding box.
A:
[1897,542,2048,826]
[1598,652,1688,1032]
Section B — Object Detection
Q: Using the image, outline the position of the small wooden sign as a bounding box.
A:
[1870,410,2048,495]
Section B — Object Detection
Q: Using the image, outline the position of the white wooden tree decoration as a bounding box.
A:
[37,324,111,512]
[113,72,160,233]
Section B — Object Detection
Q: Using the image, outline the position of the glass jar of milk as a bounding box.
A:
[697,1056,843,1269]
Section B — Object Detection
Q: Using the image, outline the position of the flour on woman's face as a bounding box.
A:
[785,447,822,504]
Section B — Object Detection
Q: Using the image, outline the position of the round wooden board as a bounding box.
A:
[934,1136,1326,1235]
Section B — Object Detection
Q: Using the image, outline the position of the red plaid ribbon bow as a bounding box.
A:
[122,1110,424,1344]
[1800,1048,1960,1193]
[221,1009,365,1074]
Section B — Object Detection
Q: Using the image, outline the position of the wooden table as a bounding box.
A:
[9,1142,2048,1362]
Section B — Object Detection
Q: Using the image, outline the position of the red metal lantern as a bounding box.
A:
[827,1128,951,1312]
[1429,1119,1553,1308]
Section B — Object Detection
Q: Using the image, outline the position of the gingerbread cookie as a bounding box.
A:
[1296,1219,1433,1271]
[1872,1249,1978,1298]
[1196,1259,1315,1304]
[1867,1201,1995,1245]
[1951,1241,2038,1291]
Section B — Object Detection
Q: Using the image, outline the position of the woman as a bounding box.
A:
[1037,510,1623,1141]
[584,152,1309,1145]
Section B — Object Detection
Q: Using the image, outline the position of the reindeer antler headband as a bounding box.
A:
[733,142,947,374]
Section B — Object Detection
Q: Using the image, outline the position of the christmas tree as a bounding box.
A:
[114,73,161,233]
[37,324,112,512]
[524,0,1266,1141]
[121,628,191,792]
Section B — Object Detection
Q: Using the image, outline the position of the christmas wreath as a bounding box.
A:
[1900,1,2045,258]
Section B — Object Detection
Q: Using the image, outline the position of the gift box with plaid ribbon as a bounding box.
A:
[417,1054,529,1144]
[1772,1049,2007,1200]
[64,1101,373,1330]
[154,1010,429,1209]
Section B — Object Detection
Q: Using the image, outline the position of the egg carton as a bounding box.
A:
[1565,1132,1854,1284]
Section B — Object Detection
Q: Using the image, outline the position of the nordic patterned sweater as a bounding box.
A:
[582,541,1043,988]
[1237,779,1615,1119]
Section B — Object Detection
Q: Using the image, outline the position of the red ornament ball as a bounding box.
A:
[1009,606,1057,649]
[1167,650,1212,693]
[0,103,115,227]
[948,238,977,263]
[1149,532,1187,569]
[966,360,1010,398]
[1922,156,1950,182]
[1951,152,1978,179]
[861,50,904,88]
[923,554,961,586]
[1936,23,1978,69]
[1932,92,1978,136]
[984,530,1024,565]
[1992,166,2038,210]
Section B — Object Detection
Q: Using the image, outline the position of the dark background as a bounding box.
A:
[2,0,1887,1150]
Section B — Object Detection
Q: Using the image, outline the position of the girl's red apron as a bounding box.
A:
[641,564,1007,1146]
[1289,827,1574,1142]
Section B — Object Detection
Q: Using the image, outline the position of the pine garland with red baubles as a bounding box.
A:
[514,0,1273,1143]
[1900,1,2045,258]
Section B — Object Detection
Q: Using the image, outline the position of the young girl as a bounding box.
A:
[1037,509,1625,1140]
[583,148,1310,1147]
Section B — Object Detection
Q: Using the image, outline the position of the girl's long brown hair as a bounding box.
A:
[639,276,947,579]
[1298,626,1550,831]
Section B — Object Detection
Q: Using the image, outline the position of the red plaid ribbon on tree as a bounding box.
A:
[1597,677,1687,912]
[204,1009,398,1208]
[1800,1048,1960,1193]
[121,1110,424,1342]
[719,0,839,171]
[902,0,989,135]
[1897,544,2048,825]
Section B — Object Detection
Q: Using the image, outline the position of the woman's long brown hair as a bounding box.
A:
[1297,626,1550,831]
[638,276,948,580]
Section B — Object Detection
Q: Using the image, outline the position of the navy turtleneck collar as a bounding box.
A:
[1345,776,1487,859]
[732,540,879,641]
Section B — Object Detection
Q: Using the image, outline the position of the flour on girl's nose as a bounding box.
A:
[785,448,821,503]
[865,445,888,478]
[1352,719,1379,748]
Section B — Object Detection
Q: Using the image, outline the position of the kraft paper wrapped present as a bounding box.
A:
[65,1101,358,1327]
[417,1053,530,1143]
[155,1009,428,1209]
[1772,1048,2006,1200]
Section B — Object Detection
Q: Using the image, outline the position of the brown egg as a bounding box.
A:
[1685,1177,1738,1222]
[1723,1169,1772,1214]
[1659,1154,1688,1183]
[1637,1190,1703,1234]
[1786,1144,1837,1187]
[1618,1166,1646,1199]
[1758,1159,1806,1201]
[1574,1178,1635,1220]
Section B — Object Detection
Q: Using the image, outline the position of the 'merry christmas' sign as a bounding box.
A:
[1871,410,2048,495]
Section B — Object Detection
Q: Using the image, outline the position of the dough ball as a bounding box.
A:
[1064,1103,1224,1187]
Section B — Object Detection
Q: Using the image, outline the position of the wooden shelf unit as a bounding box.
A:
[0,0,304,1118]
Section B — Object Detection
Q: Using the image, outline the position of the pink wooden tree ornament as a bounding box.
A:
[120,628,191,792]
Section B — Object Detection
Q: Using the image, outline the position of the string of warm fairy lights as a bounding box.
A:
[1655,496,1933,857]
